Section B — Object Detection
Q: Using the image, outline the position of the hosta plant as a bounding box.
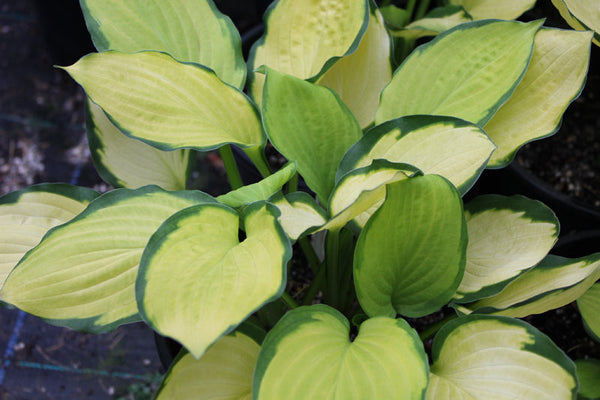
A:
[1,0,600,398]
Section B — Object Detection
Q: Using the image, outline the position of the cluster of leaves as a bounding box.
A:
[1,0,600,398]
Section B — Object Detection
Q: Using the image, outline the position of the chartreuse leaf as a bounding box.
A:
[248,0,369,102]
[427,315,578,399]
[154,323,265,400]
[448,0,536,20]
[317,5,392,128]
[268,191,326,241]
[390,5,472,40]
[63,51,264,152]
[0,186,214,332]
[0,184,98,289]
[322,160,421,232]
[262,69,362,204]
[486,28,592,167]
[217,162,297,209]
[354,174,467,318]
[80,0,245,89]
[338,116,495,196]
[86,100,191,191]
[376,19,542,126]
[576,359,600,399]
[577,283,600,342]
[253,305,428,399]
[551,0,600,46]
[137,201,291,359]
[464,253,600,318]
[454,195,559,304]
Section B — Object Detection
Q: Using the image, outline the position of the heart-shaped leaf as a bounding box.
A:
[551,0,600,45]
[0,184,98,288]
[485,28,592,167]
[86,99,192,191]
[338,115,495,195]
[427,314,578,399]
[317,5,392,128]
[0,186,214,332]
[354,174,467,318]
[137,201,291,359]
[248,0,369,102]
[262,69,362,203]
[253,304,429,399]
[448,0,536,20]
[577,283,600,342]
[464,253,600,318]
[376,19,541,126]
[454,195,559,304]
[63,51,265,152]
[80,0,246,88]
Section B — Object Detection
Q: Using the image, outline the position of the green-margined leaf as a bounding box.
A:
[137,201,291,359]
[261,69,362,204]
[253,305,429,399]
[86,99,192,191]
[155,324,265,400]
[454,195,559,304]
[354,174,467,318]
[80,0,245,89]
[63,51,265,153]
[376,19,542,126]
[448,0,536,20]
[464,253,600,318]
[486,28,592,167]
[248,0,369,102]
[390,5,472,40]
[427,314,578,399]
[577,283,600,342]
[551,0,600,46]
[0,184,98,289]
[575,359,600,399]
[322,160,421,232]
[217,162,297,209]
[0,186,214,332]
[317,5,392,128]
[268,191,326,241]
[338,115,495,196]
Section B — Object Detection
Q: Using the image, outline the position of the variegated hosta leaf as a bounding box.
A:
[248,0,369,103]
[486,28,593,167]
[575,359,600,399]
[317,5,392,128]
[551,0,600,46]
[354,174,467,318]
[376,19,542,126]
[217,162,297,209]
[427,315,578,400]
[155,324,265,400]
[464,253,600,318]
[86,99,192,191]
[454,195,559,304]
[390,5,472,40]
[0,184,99,289]
[80,0,246,89]
[338,115,495,196]
[268,191,326,241]
[63,51,265,152]
[448,0,536,20]
[577,283,600,342]
[322,160,421,232]
[137,201,291,359]
[253,305,429,399]
[261,69,362,204]
[0,186,214,332]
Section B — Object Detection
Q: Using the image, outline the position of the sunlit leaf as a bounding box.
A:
[448,0,536,20]
[390,5,472,40]
[551,0,600,46]
[268,191,326,241]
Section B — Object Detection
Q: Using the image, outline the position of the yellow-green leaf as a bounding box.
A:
[551,0,600,46]
[577,283,600,342]
[448,0,536,20]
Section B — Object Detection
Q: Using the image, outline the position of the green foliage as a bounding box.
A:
[1,0,599,398]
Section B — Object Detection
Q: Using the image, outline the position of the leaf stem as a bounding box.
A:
[280,292,299,309]
[325,229,341,308]
[219,145,244,190]
[287,172,298,194]
[299,236,320,274]
[406,0,417,20]
[301,260,326,306]
[419,312,458,341]
[244,146,272,179]
[414,0,431,20]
